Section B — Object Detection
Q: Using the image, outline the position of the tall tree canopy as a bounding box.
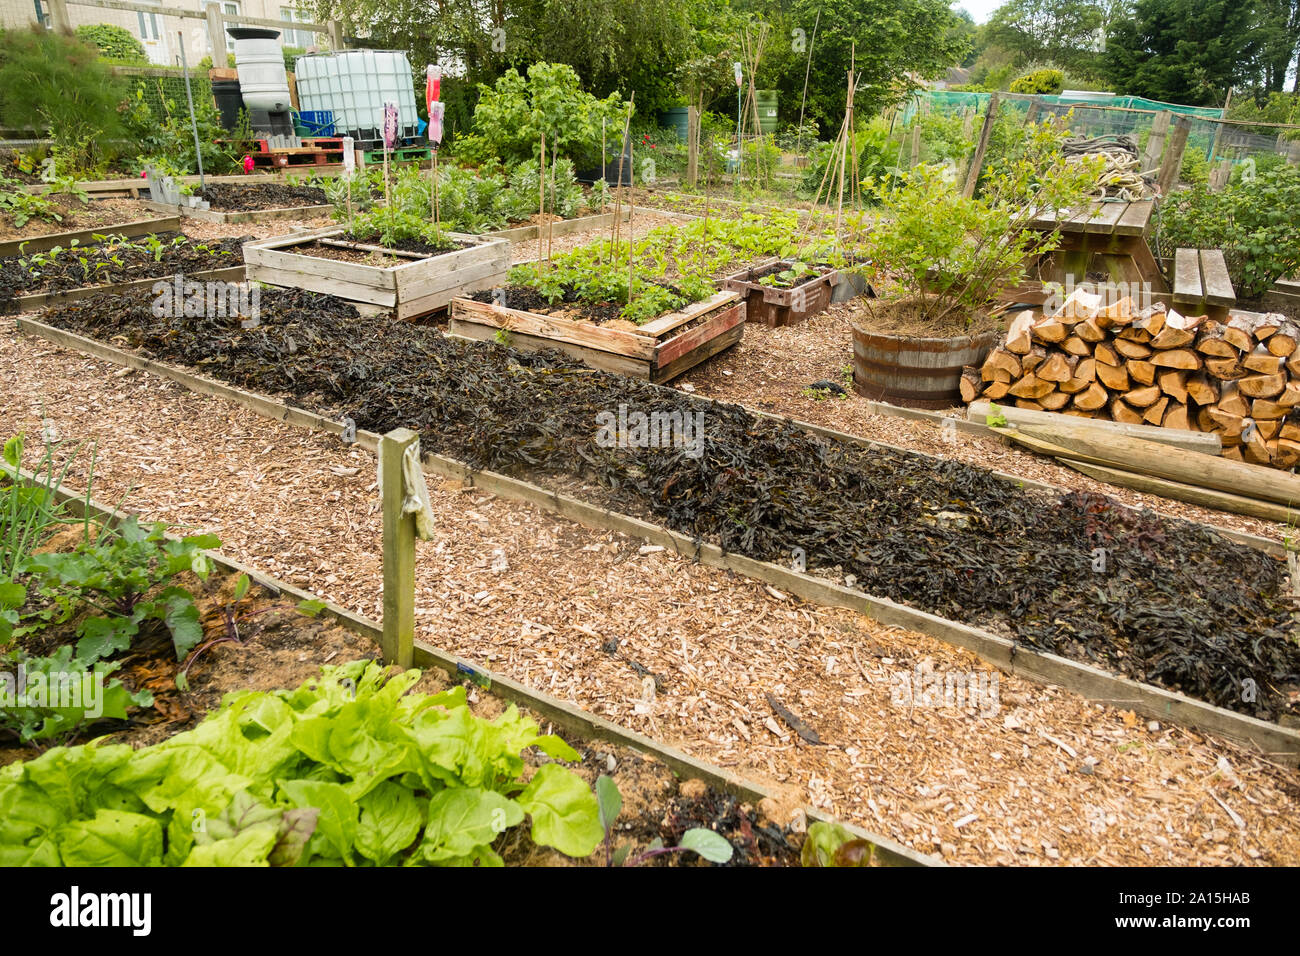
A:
[1104,0,1263,104]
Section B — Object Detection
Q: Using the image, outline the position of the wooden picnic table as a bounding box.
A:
[1010,198,1168,305]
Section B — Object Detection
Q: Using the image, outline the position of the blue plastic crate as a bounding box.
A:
[296,110,336,136]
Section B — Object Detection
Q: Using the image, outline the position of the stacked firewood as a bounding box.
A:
[960,290,1300,467]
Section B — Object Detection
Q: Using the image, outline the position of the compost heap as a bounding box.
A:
[38,288,1300,720]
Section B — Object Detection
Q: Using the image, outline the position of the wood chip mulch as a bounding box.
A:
[4,324,1298,867]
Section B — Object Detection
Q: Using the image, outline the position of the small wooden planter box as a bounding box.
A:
[721,258,863,327]
[143,199,333,225]
[448,290,745,382]
[243,226,509,320]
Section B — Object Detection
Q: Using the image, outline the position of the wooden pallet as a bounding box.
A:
[250,147,344,169]
[243,227,509,320]
[447,290,745,382]
[720,258,845,327]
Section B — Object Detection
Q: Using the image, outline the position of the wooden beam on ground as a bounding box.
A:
[967,400,1221,454]
[1061,460,1300,524]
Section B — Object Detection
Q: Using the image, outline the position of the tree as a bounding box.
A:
[773,0,968,126]
[983,0,1113,76]
[1255,0,1300,92]
[1104,0,1262,105]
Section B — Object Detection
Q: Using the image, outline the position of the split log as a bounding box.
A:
[1061,335,1092,356]
[1218,382,1250,417]
[1114,338,1153,360]
[1151,325,1196,349]
[1074,357,1097,383]
[1093,342,1121,366]
[1110,396,1144,424]
[1273,438,1300,467]
[1005,310,1035,354]
[1157,368,1189,403]
[1149,349,1201,370]
[1185,373,1220,406]
[1073,382,1109,412]
[1021,346,1048,373]
[1127,359,1157,386]
[1014,399,1046,410]
[1243,348,1286,375]
[1237,372,1287,399]
[1031,318,1068,344]
[1125,384,1163,408]
[1163,402,1192,430]
[1143,396,1170,425]
[982,349,1023,382]
[1204,357,1247,380]
[983,380,1011,400]
[1195,321,1240,358]
[1267,322,1299,357]
[1036,352,1074,383]
[1095,362,1130,391]
[1076,318,1106,343]
[960,367,983,403]
[1039,390,1071,411]
[1008,372,1055,400]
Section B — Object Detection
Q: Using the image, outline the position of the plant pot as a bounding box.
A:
[851,302,998,409]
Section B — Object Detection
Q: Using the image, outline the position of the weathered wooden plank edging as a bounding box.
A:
[5,265,248,315]
[15,315,1299,764]
[0,216,182,258]
[10,463,936,868]
[142,200,334,224]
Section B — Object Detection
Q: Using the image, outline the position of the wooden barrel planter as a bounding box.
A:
[852,321,999,410]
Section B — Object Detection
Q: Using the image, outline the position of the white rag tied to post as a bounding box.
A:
[402,443,436,540]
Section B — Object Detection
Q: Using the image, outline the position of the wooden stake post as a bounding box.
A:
[1157,116,1191,196]
[380,427,417,668]
[963,92,1000,198]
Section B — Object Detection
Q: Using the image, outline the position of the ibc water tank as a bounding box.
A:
[229,27,291,112]
[295,49,419,144]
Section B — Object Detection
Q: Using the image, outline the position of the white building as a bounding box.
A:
[3,0,327,65]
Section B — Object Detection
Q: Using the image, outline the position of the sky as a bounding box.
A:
[952,0,1000,24]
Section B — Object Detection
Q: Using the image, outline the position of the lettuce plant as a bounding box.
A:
[0,661,603,866]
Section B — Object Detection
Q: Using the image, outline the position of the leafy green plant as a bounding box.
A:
[0,27,129,175]
[1009,68,1065,95]
[0,645,151,743]
[0,660,604,866]
[801,821,873,867]
[594,775,734,866]
[0,174,60,228]
[22,517,216,664]
[455,62,628,168]
[74,23,148,63]
[864,116,1103,328]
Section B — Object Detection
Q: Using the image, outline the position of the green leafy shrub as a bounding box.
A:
[1009,68,1064,95]
[1156,166,1300,298]
[0,173,61,227]
[0,660,604,866]
[122,81,245,176]
[499,158,586,222]
[0,27,129,174]
[865,118,1103,328]
[74,23,147,63]
[455,62,628,168]
[22,516,215,665]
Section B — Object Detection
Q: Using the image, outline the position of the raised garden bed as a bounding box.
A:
[244,226,509,320]
[27,287,1300,742]
[0,211,182,256]
[143,182,332,224]
[721,258,849,327]
[0,234,248,314]
[0,469,893,867]
[449,288,745,382]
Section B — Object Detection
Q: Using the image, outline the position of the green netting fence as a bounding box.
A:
[111,66,214,126]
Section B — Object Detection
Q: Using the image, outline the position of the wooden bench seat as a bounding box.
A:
[1172,248,1236,311]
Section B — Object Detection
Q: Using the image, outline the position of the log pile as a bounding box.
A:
[960,290,1300,469]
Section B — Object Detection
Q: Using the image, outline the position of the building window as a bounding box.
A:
[222,1,240,52]
[136,1,161,42]
[280,6,313,47]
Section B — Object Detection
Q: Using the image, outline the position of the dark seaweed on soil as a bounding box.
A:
[0,234,248,308]
[196,183,327,211]
[39,288,1300,720]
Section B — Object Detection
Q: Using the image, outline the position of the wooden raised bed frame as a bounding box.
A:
[143,199,333,225]
[3,264,247,315]
[448,290,746,382]
[721,258,845,327]
[243,226,509,320]
[0,216,181,258]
